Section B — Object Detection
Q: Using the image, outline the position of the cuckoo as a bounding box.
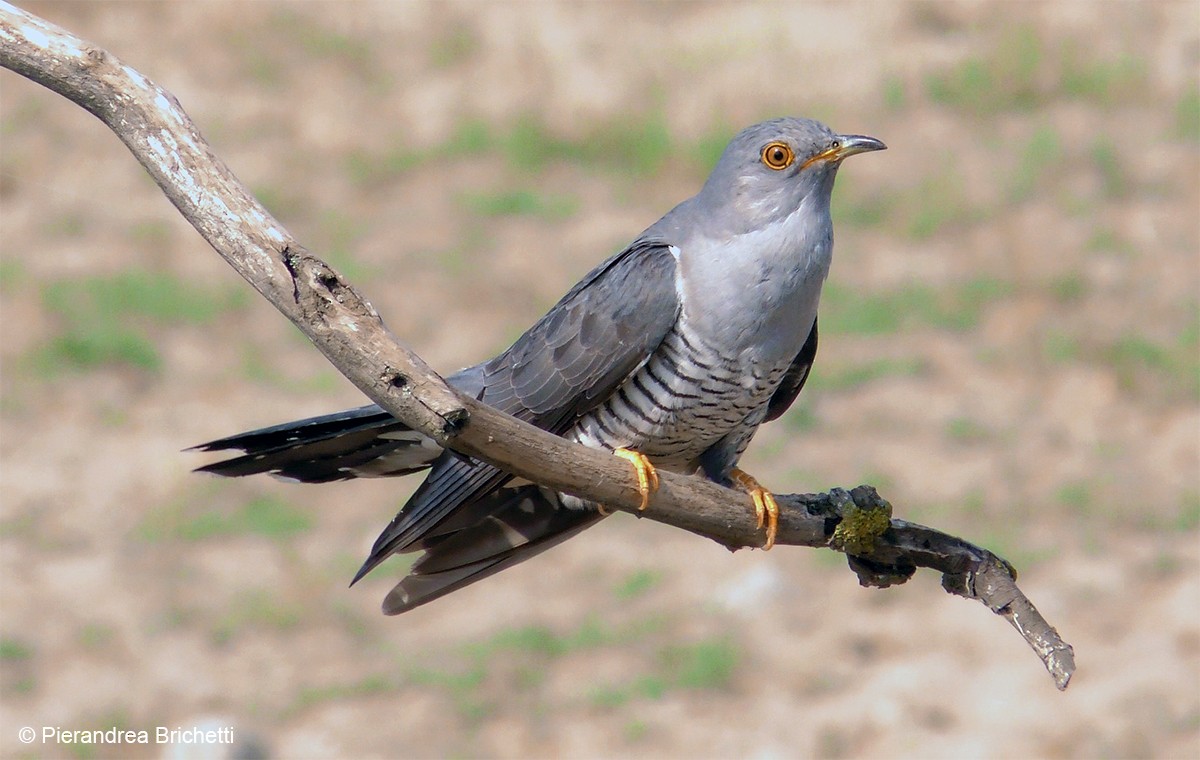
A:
[194,117,886,614]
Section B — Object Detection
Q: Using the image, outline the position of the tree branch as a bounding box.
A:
[0,1,1073,690]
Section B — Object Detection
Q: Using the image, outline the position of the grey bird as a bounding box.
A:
[193,117,885,614]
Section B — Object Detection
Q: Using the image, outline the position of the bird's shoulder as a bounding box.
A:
[477,239,682,422]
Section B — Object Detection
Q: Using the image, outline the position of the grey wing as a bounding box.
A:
[352,239,682,584]
[764,317,819,423]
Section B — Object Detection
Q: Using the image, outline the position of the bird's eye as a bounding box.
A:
[761,141,795,170]
[830,140,841,150]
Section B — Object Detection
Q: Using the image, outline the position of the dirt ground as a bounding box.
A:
[2,1,1198,758]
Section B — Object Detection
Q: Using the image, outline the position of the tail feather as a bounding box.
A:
[380,486,604,614]
[190,362,604,614]
[191,404,442,483]
[192,404,391,453]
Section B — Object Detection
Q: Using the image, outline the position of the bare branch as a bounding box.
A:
[0,1,1073,690]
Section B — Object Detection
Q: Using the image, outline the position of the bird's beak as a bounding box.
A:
[834,134,887,159]
[802,134,887,169]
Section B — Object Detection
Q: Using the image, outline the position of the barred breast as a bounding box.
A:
[569,318,791,472]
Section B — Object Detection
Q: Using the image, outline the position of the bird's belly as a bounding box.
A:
[568,327,791,471]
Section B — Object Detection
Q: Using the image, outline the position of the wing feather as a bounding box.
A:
[353,240,681,582]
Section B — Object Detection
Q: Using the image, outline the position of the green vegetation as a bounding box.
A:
[903,165,984,239]
[855,470,896,494]
[0,637,32,661]
[1008,125,1064,202]
[288,674,395,716]
[36,328,162,373]
[782,404,818,432]
[1059,47,1145,106]
[1177,89,1200,141]
[1085,227,1135,256]
[821,277,1014,336]
[945,416,991,443]
[1041,331,1081,363]
[1090,138,1129,200]
[314,209,373,281]
[330,602,371,641]
[590,636,738,708]
[665,637,738,689]
[463,617,613,660]
[1132,493,1194,533]
[1175,492,1200,532]
[403,620,623,723]
[31,269,247,375]
[430,24,479,68]
[461,188,578,219]
[345,111,723,188]
[416,225,489,278]
[125,219,173,248]
[882,76,907,111]
[405,616,638,719]
[1042,322,1197,400]
[44,212,86,238]
[0,634,37,697]
[808,357,925,392]
[401,615,739,722]
[926,26,1043,115]
[239,346,341,392]
[139,494,312,543]
[251,183,309,221]
[613,569,662,600]
[687,122,737,174]
[239,44,285,89]
[1047,273,1088,304]
[1055,480,1093,513]
[925,25,1146,116]
[495,112,673,176]
[975,524,1056,571]
[78,624,116,651]
[343,143,427,187]
[211,590,304,646]
[832,177,893,229]
[1104,331,1199,399]
[624,719,650,742]
[0,259,24,292]
[273,8,375,71]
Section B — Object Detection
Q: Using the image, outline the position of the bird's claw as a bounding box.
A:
[613,448,659,511]
[731,468,779,550]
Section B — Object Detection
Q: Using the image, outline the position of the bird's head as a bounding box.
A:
[697,117,886,234]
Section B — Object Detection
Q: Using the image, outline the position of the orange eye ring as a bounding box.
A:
[761,141,795,170]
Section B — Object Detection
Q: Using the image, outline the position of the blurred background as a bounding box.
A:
[2,1,1197,757]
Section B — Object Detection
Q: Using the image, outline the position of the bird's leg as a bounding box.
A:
[613,448,659,511]
[730,468,779,550]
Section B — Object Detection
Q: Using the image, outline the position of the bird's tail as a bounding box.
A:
[190,403,444,483]
[380,485,605,615]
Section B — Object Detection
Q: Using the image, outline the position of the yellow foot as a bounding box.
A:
[613,448,659,511]
[730,468,779,551]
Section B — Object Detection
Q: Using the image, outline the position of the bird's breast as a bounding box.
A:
[568,317,794,470]
[678,222,831,368]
